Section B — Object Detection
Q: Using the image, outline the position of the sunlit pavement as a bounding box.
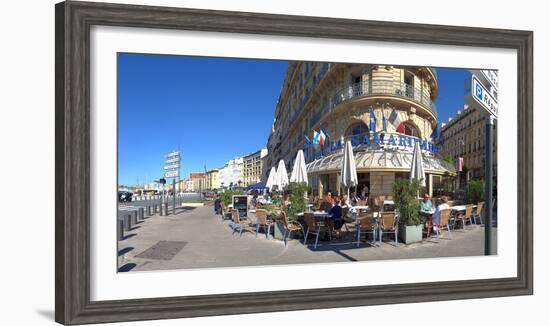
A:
[117,204,497,272]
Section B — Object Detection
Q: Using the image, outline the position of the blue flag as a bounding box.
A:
[320,126,329,140]
[430,124,439,140]
[369,110,377,133]
[304,135,312,146]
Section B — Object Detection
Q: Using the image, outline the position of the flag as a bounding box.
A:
[430,124,439,140]
[319,128,327,146]
[382,112,388,132]
[304,135,312,147]
[369,110,377,133]
[313,130,320,145]
[388,109,404,133]
[457,157,464,172]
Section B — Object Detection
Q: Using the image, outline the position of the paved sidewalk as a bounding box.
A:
[117,205,498,272]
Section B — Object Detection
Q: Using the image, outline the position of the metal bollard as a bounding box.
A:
[146,205,151,217]
[132,210,138,225]
[159,203,164,216]
[154,204,158,214]
[164,202,169,216]
[118,219,124,241]
[124,214,132,232]
[138,207,144,221]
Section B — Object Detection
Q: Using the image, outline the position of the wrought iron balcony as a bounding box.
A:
[334,80,437,115]
[310,80,437,128]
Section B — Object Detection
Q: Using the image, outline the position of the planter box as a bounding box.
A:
[398,224,423,244]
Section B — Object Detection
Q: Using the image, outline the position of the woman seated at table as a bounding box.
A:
[420,193,434,236]
[420,193,433,213]
[319,191,334,212]
[432,196,450,232]
[328,197,344,239]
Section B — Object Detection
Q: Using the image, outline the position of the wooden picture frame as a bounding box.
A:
[55,1,533,324]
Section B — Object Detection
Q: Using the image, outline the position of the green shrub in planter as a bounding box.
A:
[393,178,423,244]
[219,189,244,206]
[466,179,484,204]
[285,182,310,222]
[393,178,422,226]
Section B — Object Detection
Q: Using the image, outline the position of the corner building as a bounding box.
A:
[265,62,456,197]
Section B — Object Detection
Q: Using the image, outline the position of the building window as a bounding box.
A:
[403,123,419,137]
[345,122,369,141]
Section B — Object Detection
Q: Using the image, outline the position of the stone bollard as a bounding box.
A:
[146,205,151,217]
[118,219,124,241]
[164,202,169,216]
[138,207,144,221]
[124,214,132,232]
[132,210,138,225]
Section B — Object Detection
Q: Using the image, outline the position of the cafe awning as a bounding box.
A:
[306,147,456,176]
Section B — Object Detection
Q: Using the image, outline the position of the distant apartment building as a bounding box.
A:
[219,157,244,189]
[205,169,221,190]
[243,148,268,186]
[189,172,206,193]
[439,104,498,188]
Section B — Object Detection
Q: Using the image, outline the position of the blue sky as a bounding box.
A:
[118,53,471,185]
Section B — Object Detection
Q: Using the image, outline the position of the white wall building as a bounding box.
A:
[219,157,244,189]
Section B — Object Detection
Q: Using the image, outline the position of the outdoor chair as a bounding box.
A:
[254,209,273,239]
[303,212,327,249]
[378,211,398,246]
[280,211,304,246]
[455,204,474,230]
[356,212,377,247]
[473,202,484,225]
[220,202,231,221]
[230,209,252,237]
[434,208,452,241]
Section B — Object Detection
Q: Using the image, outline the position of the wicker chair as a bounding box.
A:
[356,212,377,247]
[378,211,398,246]
[455,204,474,230]
[254,209,273,239]
[434,208,453,240]
[280,211,304,246]
[472,202,484,225]
[303,212,327,249]
[231,209,252,237]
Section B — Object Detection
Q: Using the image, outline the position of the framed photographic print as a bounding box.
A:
[55,0,533,324]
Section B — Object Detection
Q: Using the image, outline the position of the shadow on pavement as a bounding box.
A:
[118,246,134,256]
[118,263,137,272]
[122,233,136,240]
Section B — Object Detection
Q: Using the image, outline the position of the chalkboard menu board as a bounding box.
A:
[232,195,248,218]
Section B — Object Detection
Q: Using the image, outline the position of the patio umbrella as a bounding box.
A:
[265,166,276,191]
[290,149,308,185]
[410,141,426,189]
[340,140,358,200]
[275,159,289,191]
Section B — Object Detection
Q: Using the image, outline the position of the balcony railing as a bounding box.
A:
[310,80,437,128]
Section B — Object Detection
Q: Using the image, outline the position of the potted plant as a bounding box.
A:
[273,182,310,240]
[393,178,423,244]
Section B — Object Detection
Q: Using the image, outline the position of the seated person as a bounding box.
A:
[328,197,344,230]
[420,193,434,235]
[420,193,433,213]
[432,196,450,231]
